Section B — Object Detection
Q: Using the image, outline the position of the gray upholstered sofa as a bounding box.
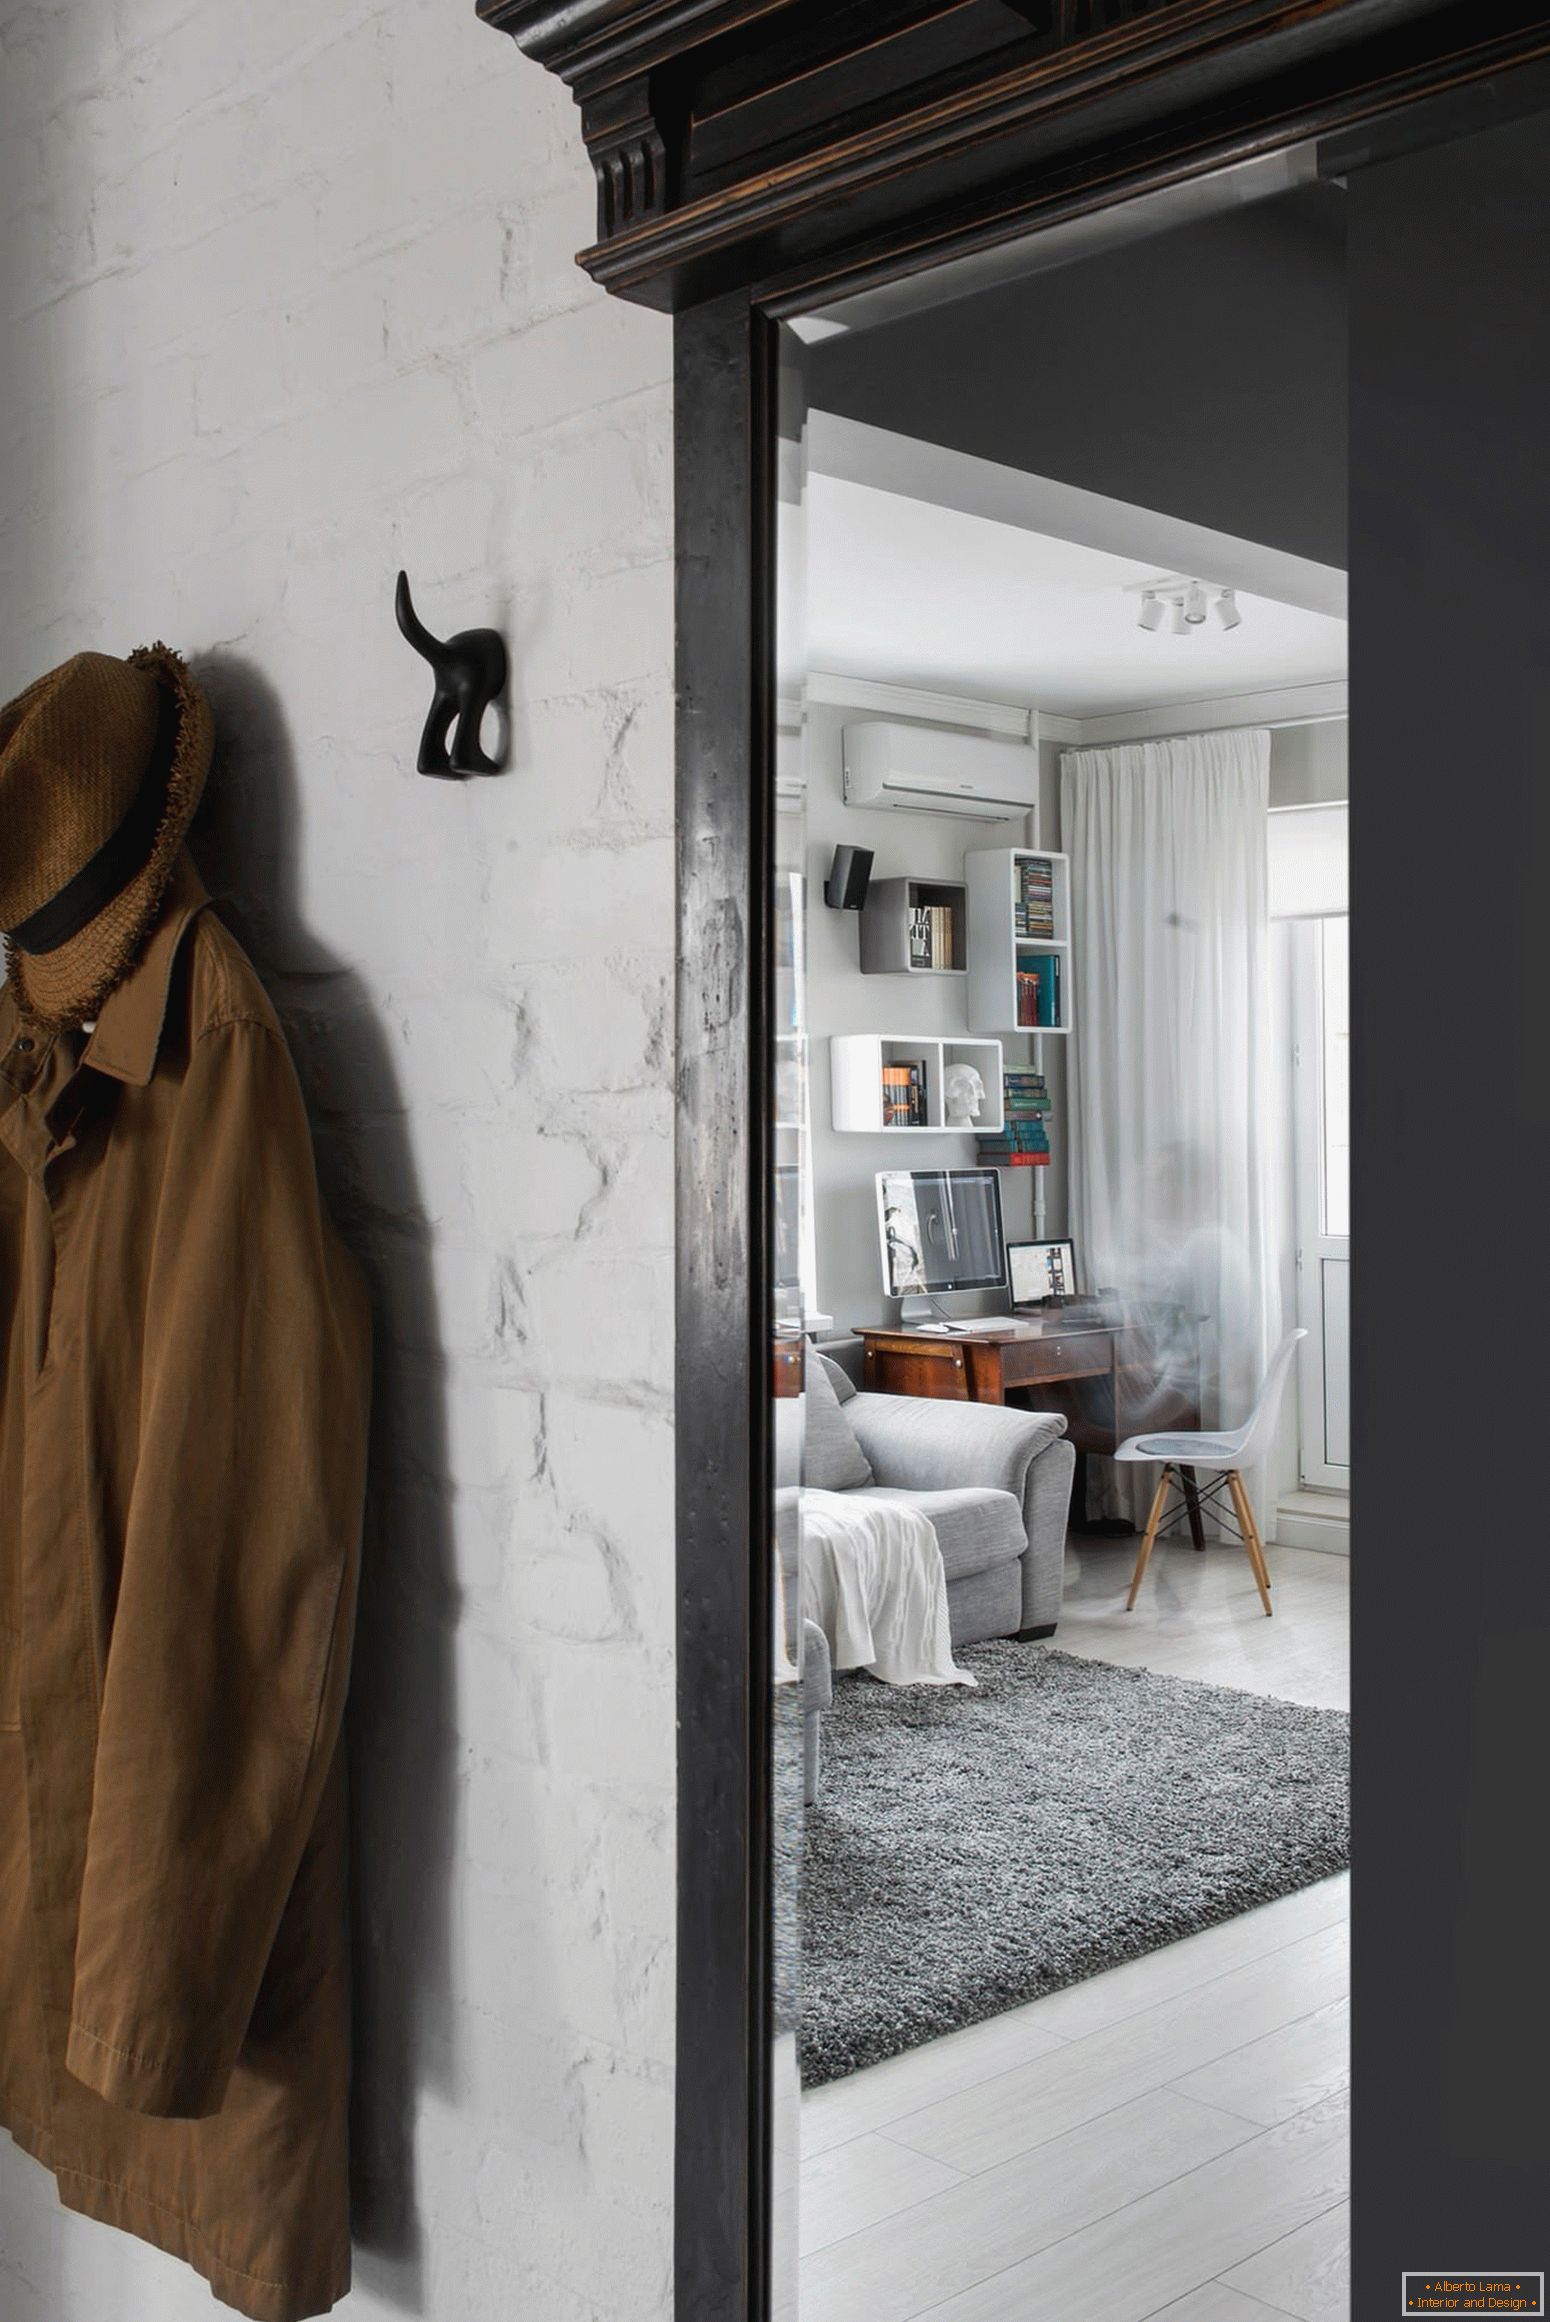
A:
[812,1344,1074,1641]
[802,1345,1075,1798]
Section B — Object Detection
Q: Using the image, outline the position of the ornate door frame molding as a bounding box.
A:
[485,1,1550,306]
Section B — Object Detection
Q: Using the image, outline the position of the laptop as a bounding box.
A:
[1008,1238,1079,1310]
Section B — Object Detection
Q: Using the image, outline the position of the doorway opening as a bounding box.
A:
[775,147,1351,2321]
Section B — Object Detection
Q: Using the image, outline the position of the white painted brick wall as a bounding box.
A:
[0,2,676,2317]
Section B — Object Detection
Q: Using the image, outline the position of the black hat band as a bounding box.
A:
[4,690,178,956]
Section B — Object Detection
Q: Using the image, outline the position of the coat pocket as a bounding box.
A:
[0,1620,18,1732]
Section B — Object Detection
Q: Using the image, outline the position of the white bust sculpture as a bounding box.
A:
[944,1062,987,1127]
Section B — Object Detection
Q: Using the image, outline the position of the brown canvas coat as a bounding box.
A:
[0,856,370,2321]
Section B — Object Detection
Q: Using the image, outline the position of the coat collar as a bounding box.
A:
[0,851,209,1098]
[81,852,209,1087]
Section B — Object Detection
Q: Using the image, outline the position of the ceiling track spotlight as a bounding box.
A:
[1130,577,1247,636]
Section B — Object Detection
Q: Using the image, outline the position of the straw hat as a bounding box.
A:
[1,646,214,1029]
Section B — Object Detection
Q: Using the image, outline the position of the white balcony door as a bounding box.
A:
[1291,915,1351,1489]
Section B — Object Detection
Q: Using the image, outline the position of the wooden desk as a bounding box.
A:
[856,1310,1205,1539]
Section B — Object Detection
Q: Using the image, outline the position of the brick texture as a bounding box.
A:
[0,1,676,2316]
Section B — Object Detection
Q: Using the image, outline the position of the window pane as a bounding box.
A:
[1269,802,1349,917]
[1321,914,1350,1237]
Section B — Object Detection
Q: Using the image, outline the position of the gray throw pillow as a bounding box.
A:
[815,1348,858,1403]
[804,1348,873,1490]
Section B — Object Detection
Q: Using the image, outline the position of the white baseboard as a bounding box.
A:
[1272,1489,1350,1556]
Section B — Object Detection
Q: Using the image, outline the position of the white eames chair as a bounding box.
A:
[1117,1329,1307,1619]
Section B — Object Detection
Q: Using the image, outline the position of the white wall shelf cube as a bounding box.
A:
[965,847,1074,1034]
[829,1034,1004,1134]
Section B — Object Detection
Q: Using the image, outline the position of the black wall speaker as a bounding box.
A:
[824,845,873,910]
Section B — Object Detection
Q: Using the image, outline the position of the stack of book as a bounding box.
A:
[881,1059,927,1127]
[978,1068,1051,1167]
[1015,952,1062,1028]
[908,903,959,971]
[1014,857,1055,939]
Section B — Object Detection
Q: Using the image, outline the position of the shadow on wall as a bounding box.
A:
[190,655,455,2313]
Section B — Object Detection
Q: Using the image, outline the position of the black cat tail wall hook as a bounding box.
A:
[394,570,509,778]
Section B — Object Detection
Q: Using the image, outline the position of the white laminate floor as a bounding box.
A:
[798,1534,1351,2321]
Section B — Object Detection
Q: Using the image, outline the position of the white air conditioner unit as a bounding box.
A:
[842,719,1040,822]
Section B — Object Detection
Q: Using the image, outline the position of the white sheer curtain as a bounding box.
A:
[1061,730,1282,1522]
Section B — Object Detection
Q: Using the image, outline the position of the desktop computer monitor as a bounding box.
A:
[877,1168,1008,1303]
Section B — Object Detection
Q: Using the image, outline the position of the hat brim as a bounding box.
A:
[5,645,213,1029]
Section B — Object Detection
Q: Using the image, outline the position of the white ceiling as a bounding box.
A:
[802,471,1348,719]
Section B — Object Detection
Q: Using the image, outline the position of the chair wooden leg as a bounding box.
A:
[1237,1476,1273,1594]
[1125,1467,1172,1611]
[1226,1470,1273,1617]
[1179,1465,1206,1549]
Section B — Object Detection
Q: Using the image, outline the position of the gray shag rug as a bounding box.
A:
[801,1642,1349,2088]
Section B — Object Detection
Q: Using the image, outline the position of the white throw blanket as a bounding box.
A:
[801,1489,974,1687]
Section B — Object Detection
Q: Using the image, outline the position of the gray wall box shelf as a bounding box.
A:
[859,876,968,974]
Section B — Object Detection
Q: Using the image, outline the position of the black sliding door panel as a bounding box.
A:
[1349,106,1550,2305]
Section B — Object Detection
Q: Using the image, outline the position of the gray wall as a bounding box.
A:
[809,185,1348,569]
[802,708,1345,1341]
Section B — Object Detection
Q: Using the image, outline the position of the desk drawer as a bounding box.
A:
[1004,1334,1111,1383]
[863,1342,971,1400]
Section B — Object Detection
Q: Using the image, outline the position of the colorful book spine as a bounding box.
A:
[983,1062,1053,1167]
[881,1060,927,1127]
[981,1124,1050,1153]
[1016,953,1060,1026]
[1003,1070,1051,1114]
[1014,856,1056,939]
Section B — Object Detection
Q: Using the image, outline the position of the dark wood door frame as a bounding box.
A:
[482,7,1550,2318]
[672,285,781,2322]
